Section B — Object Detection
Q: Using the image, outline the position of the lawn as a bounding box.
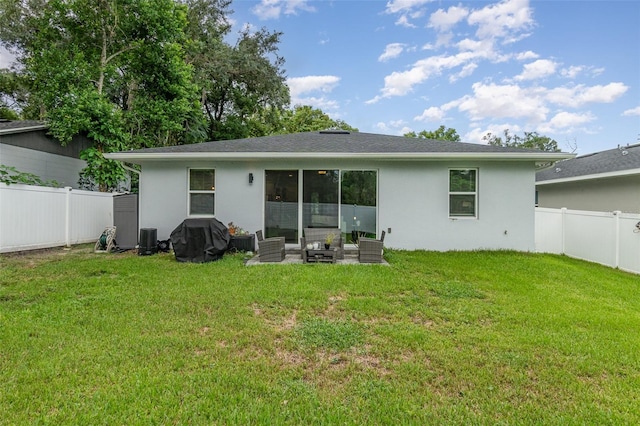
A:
[1,246,638,424]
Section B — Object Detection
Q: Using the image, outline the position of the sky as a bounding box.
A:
[1,0,638,154]
[228,0,640,154]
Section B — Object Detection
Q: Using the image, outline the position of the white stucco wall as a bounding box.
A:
[0,143,86,188]
[137,158,537,251]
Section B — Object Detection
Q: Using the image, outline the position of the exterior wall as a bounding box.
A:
[536,175,640,213]
[379,161,535,251]
[138,158,537,251]
[0,143,86,188]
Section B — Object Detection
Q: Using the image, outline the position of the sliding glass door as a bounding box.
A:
[265,170,298,243]
[265,169,377,243]
[302,170,339,229]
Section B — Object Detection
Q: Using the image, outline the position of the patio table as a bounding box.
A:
[305,248,337,264]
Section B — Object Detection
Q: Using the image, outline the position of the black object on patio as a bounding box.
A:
[170,218,230,263]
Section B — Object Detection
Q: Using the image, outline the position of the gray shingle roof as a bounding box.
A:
[117,131,556,155]
[0,120,47,134]
[536,144,640,182]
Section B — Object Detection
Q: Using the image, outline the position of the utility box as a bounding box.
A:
[113,194,138,250]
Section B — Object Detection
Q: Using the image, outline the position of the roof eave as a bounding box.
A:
[0,125,48,135]
[536,168,640,185]
[105,151,574,163]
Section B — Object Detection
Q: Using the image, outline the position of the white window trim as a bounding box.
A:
[188,168,216,217]
[448,168,478,219]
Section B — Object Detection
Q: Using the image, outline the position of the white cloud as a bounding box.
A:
[414,106,445,122]
[287,76,341,112]
[514,59,558,81]
[252,0,315,20]
[546,83,628,107]
[515,50,539,60]
[543,111,595,131]
[449,62,478,82]
[287,75,340,97]
[456,82,549,123]
[291,96,340,112]
[561,65,584,79]
[623,106,640,116]
[428,5,469,31]
[379,43,406,62]
[467,0,534,42]
[385,0,433,15]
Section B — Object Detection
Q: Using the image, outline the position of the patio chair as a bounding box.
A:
[358,230,385,263]
[256,230,286,262]
[300,227,344,262]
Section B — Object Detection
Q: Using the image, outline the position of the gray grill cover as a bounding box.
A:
[170,218,230,263]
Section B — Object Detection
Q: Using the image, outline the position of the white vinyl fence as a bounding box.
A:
[536,207,640,274]
[0,183,115,253]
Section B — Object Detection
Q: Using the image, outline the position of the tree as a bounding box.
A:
[278,105,358,134]
[482,129,560,152]
[404,125,461,142]
[0,69,27,119]
[0,0,204,190]
[184,1,290,141]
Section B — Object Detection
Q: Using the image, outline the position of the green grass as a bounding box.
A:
[1,246,639,424]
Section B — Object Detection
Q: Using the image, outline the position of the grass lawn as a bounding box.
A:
[1,246,639,424]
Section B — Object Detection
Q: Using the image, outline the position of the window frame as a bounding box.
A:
[188,168,216,217]
[448,168,478,219]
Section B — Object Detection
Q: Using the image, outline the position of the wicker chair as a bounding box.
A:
[358,230,386,263]
[300,228,344,262]
[256,230,286,262]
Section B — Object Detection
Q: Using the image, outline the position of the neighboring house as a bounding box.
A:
[0,119,91,188]
[536,144,640,213]
[106,130,571,251]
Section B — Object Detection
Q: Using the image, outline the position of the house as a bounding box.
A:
[0,119,91,188]
[105,130,571,251]
[536,144,640,213]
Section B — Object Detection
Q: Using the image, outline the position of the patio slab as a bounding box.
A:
[245,253,389,266]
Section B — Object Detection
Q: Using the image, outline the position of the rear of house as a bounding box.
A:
[107,131,571,251]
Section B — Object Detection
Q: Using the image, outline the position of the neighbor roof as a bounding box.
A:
[106,131,573,163]
[0,120,47,135]
[536,143,640,184]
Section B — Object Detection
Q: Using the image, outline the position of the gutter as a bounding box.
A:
[0,125,49,135]
[105,151,575,163]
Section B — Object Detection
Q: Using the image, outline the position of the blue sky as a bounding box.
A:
[230,0,640,154]
[1,0,638,154]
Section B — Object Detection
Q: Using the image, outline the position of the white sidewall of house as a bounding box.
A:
[0,143,86,188]
[138,159,536,251]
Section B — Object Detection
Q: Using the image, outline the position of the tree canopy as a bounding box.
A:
[0,0,317,190]
[482,129,560,152]
[404,125,461,142]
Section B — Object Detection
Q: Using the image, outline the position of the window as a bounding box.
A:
[449,169,477,218]
[189,169,215,215]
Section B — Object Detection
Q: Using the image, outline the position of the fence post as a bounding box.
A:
[613,210,621,269]
[561,207,567,254]
[65,186,72,247]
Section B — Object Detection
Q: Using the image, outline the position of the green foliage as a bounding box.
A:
[279,105,358,134]
[404,125,461,142]
[0,164,59,187]
[483,129,560,152]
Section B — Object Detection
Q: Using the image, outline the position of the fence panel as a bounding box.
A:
[535,207,640,274]
[1,183,114,253]
[618,214,640,274]
[534,207,564,254]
